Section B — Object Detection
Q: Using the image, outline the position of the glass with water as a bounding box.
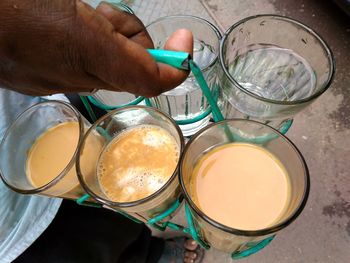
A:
[146,15,221,136]
[219,15,335,130]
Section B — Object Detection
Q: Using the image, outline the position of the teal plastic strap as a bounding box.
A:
[87,95,144,111]
[144,98,152,107]
[148,197,183,226]
[231,235,275,260]
[79,96,97,122]
[147,196,190,233]
[189,60,224,122]
[185,204,210,250]
[76,193,102,208]
[279,119,293,135]
[148,49,191,70]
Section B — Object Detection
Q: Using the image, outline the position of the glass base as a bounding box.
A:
[179,115,211,137]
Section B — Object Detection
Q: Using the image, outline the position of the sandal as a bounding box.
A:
[158,237,205,263]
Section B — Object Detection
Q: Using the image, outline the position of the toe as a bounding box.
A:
[185,251,197,259]
[184,258,194,263]
[184,239,198,251]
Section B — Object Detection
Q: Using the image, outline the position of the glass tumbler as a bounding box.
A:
[76,106,185,222]
[82,1,144,111]
[146,15,221,136]
[180,119,310,253]
[219,15,335,130]
[0,101,90,200]
[88,91,144,110]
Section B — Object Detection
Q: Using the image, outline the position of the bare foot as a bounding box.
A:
[183,239,198,263]
[158,237,204,263]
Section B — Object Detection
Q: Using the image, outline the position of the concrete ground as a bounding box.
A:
[112,0,350,262]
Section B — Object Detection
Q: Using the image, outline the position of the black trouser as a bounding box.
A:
[14,200,164,263]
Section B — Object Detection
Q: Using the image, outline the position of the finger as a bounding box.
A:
[88,29,193,97]
[184,258,194,263]
[96,2,153,48]
[153,28,194,93]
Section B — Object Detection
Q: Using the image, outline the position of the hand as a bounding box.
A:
[0,0,193,97]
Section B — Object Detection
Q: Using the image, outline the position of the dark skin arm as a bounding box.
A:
[0,0,193,97]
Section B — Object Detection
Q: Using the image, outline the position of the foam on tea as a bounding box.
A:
[190,143,291,231]
[98,125,179,203]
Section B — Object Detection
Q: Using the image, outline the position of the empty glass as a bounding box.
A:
[76,106,184,222]
[146,15,221,136]
[0,101,90,200]
[180,119,310,253]
[219,15,335,130]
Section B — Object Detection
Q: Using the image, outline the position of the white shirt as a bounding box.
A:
[0,89,62,263]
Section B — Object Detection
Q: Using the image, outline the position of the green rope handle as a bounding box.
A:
[231,235,275,260]
[87,95,144,111]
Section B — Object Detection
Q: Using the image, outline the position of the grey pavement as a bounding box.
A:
[93,0,350,262]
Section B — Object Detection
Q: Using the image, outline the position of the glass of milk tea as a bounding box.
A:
[0,100,92,200]
[180,119,310,254]
[219,15,334,131]
[146,15,221,136]
[76,106,184,222]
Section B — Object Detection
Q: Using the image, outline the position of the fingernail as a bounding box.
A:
[191,240,197,245]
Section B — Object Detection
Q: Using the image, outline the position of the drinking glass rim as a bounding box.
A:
[0,100,85,195]
[88,92,144,110]
[113,2,134,14]
[179,119,310,237]
[219,14,335,106]
[76,105,185,208]
[147,15,222,72]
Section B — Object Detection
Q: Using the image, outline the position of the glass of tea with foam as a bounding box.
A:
[77,106,184,222]
[180,119,309,254]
